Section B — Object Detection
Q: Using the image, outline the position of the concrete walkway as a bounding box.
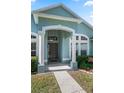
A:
[54,71,86,93]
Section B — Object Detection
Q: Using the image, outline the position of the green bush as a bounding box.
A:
[31,56,38,73]
[76,56,93,70]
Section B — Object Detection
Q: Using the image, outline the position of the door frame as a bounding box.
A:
[47,36,59,63]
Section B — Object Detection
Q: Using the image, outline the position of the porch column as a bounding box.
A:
[72,35,76,62]
[71,35,77,69]
[38,31,45,73]
[69,37,71,59]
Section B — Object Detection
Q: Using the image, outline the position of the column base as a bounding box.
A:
[38,64,46,73]
[70,62,78,70]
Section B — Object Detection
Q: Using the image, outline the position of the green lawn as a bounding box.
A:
[31,73,61,93]
[69,71,93,93]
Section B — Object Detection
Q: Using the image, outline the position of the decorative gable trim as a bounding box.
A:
[33,14,38,24]
[33,13,82,24]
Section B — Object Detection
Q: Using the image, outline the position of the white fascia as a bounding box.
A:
[42,25,75,35]
[33,13,82,24]
[33,14,38,24]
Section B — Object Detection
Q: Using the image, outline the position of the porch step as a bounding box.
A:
[46,65,72,72]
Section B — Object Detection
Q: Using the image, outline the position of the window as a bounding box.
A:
[31,35,36,39]
[31,43,36,56]
[76,36,79,40]
[71,34,88,56]
[48,36,57,41]
[81,36,87,40]
[76,43,79,56]
[81,43,87,55]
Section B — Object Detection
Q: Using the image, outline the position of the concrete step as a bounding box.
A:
[46,65,72,72]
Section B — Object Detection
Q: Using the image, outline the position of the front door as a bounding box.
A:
[48,43,58,62]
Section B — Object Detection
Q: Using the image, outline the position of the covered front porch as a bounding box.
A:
[45,29,71,64]
[38,25,77,73]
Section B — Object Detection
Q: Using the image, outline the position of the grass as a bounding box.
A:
[31,73,61,93]
[69,71,93,93]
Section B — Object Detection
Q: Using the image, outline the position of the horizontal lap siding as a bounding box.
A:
[38,18,78,31]
[42,6,76,18]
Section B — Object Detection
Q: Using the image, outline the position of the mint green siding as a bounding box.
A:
[61,32,70,60]
[77,23,93,38]
[31,15,38,33]
[38,17,77,31]
[42,6,76,18]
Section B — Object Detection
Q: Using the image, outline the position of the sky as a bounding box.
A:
[31,0,93,25]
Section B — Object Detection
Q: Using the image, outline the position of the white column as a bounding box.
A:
[38,32,45,65]
[70,34,77,69]
[69,37,72,60]
[36,37,39,56]
[71,35,76,62]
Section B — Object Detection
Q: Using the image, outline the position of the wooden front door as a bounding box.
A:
[48,43,58,62]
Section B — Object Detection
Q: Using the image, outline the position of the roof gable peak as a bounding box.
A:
[32,3,93,29]
[32,3,82,19]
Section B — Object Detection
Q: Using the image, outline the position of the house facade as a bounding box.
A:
[31,4,93,72]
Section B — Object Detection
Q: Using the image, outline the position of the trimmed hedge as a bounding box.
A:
[76,56,93,70]
[31,56,38,73]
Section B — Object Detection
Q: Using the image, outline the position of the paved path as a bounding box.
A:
[54,71,86,93]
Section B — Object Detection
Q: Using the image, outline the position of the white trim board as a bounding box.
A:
[31,32,38,36]
[33,13,82,24]
[41,25,75,35]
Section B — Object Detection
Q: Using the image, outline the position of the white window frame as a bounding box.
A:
[74,34,89,55]
[31,32,38,56]
[31,42,37,56]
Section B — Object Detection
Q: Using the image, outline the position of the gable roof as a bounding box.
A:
[32,3,93,29]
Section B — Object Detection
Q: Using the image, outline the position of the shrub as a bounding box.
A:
[31,56,38,73]
[76,56,93,70]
